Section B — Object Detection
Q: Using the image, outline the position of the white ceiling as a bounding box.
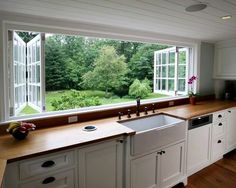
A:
[0,0,236,42]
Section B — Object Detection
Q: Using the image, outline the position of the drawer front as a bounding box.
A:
[212,136,225,160]
[19,169,75,188]
[213,111,226,123]
[212,121,225,137]
[20,150,75,180]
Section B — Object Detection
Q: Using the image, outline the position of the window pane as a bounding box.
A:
[162,79,166,90]
[168,79,174,91]
[168,65,175,78]
[156,66,161,78]
[36,64,40,83]
[162,53,167,64]
[169,51,175,64]
[162,66,167,78]
[14,40,18,61]
[179,50,186,64]
[156,53,161,65]
[36,40,40,61]
[178,65,186,78]
[178,79,186,92]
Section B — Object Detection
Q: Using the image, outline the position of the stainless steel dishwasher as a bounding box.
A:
[187,114,213,176]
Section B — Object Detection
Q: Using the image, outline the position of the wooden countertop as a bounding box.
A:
[0,99,236,186]
[161,100,236,119]
[0,159,6,187]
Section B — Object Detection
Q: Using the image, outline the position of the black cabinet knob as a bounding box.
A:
[218,123,222,126]
[162,151,166,154]
[41,160,55,168]
[217,140,222,144]
[218,114,222,118]
[42,177,56,184]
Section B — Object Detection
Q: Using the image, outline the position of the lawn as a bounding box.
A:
[20,90,168,115]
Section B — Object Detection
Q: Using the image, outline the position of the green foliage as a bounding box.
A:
[129,79,152,99]
[16,32,38,43]
[128,44,169,86]
[45,36,68,90]
[51,90,101,111]
[82,46,128,95]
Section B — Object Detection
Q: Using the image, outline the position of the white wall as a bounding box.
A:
[199,42,215,95]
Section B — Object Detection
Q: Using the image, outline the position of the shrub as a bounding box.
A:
[51,90,101,111]
[128,79,151,99]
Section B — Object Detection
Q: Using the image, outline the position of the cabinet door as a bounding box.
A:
[130,153,158,188]
[79,139,123,188]
[226,108,236,152]
[187,124,211,175]
[160,142,185,188]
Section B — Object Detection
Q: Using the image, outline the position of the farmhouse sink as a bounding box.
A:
[120,114,186,156]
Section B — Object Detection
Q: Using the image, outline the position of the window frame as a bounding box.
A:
[154,47,189,96]
[0,21,200,123]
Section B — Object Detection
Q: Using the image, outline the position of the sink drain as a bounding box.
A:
[82,125,97,132]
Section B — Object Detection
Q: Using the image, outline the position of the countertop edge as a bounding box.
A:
[0,159,6,187]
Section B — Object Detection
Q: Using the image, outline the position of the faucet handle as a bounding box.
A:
[152,104,155,113]
[127,109,131,118]
[118,112,123,120]
[144,107,148,115]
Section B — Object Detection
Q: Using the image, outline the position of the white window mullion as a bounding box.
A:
[174,47,179,95]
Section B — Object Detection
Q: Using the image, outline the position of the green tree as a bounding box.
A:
[45,36,67,90]
[82,46,128,96]
[128,44,169,87]
[128,79,152,99]
[16,31,38,43]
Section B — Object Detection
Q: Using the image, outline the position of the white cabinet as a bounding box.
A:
[160,142,185,188]
[187,124,211,176]
[211,110,226,162]
[4,149,77,188]
[131,152,158,188]
[226,108,236,152]
[130,142,185,188]
[79,139,124,188]
[214,39,236,79]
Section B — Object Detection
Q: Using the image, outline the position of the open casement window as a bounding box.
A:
[154,47,189,96]
[9,31,45,116]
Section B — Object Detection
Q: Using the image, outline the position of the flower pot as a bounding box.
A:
[189,96,196,105]
[12,129,29,140]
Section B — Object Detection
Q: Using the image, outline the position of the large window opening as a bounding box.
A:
[7,30,193,118]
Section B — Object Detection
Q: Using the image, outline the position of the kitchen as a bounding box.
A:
[0,0,236,188]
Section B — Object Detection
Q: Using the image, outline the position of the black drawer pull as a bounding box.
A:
[218,140,222,143]
[228,110,231,113]
[218,123,223,126]
[218,114,222,118]
[162,150,166,154]
[41,160,55,168]
[42,177,55,184]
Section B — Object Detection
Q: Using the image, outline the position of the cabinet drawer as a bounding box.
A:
[212,136,225,161]
[19,150,75,180]
[213,111,226,123]
[212,121,225,137]
[19,169,75,188]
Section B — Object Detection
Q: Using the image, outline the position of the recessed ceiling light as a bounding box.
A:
[221,15,232,20]
[185,3,207,12]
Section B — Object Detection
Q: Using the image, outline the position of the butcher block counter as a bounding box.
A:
[1,99,236,186]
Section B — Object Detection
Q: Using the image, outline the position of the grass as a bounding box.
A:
[20,90,169,115]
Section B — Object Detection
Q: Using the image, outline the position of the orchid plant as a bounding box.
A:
[188,75,197,97]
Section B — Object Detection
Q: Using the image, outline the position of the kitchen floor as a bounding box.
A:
[174,149,236,188]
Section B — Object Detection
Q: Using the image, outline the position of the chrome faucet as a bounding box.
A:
[136,97,140,116]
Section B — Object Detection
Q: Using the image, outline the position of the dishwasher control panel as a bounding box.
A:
[188,114,213,130]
